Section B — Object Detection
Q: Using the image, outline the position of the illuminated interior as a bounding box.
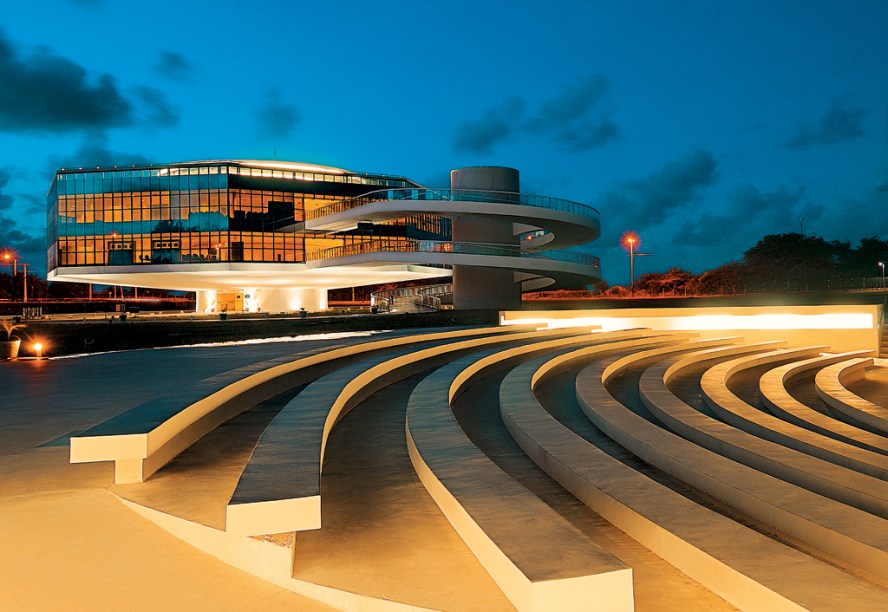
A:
[46,160,451,312]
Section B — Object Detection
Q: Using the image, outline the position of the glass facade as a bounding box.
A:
[47,161,450,272]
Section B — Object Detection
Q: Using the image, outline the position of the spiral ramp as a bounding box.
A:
[61,316,888,611]
[301,184,603,305]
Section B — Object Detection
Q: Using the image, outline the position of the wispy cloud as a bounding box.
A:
[452,98,525,155]
[674,185,806,247]
[0,169,13,211]
[784,98,865,150]
[0,29,132,132]
[0,29,179,134]
[0,167,42,259]
[598,149,719,232]
[135,86,179,126]
[48,133,153,171]
[154,51,192,82]
[453,73,619,154]
[525,74,618,151]
[256,89,299,139]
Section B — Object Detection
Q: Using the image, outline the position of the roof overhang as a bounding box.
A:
[48,263,451,292]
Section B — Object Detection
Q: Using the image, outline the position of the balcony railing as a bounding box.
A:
[306,238,600,269]
[306,188,600,224]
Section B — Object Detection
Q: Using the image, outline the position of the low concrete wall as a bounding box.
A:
[501,304,884,353]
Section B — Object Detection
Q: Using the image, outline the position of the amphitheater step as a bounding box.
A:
[880,324,887,357]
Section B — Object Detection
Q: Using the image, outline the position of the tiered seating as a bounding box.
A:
[577,342,888,583]
[226,325,603,537]
[406,331,665,611]
[637,345,888,517]
[67,320,888,610]
[498,341,888,609]
[700,347,888,479]
[70,325,535,484]
[816,358,888,435]
[758,351,888,454]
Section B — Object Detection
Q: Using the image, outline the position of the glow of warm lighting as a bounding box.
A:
[501,312,875,331]
[32,342,44,357]
[175,159,351,174]
[620,231,640,251]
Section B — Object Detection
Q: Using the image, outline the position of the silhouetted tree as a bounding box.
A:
[837,236,888,279]
[634,268,695,296]
[743,233,836,291]
[691,262,746,295]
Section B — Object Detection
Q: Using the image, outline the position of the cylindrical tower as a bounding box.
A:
[449,166,521,310]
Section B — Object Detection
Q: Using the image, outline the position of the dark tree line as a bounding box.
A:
[600,233,888,297]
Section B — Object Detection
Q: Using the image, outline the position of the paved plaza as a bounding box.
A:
[1,317,887,610]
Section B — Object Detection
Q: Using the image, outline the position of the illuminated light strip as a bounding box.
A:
[502,313,875,331]
[230,160,350,174]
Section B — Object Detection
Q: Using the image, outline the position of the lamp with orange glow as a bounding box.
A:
[620,231,640,292]
[1,250,16,276]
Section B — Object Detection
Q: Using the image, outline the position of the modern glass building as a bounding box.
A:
[47,161,602,312]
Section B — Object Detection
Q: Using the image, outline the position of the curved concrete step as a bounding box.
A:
[577,344,888,584]
[226,326,601,537]
[759,352,888,455]
[499,348,888,610]
[816,359,888,434]
[699,347,888,481]
[407,333,648,611]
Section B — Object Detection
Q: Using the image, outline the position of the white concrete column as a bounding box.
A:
[196,290,216,314]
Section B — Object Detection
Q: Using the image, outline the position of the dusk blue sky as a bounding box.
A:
[2,1,887,284]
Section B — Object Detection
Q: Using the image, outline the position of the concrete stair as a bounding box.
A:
[881,323,887,357]
[67,325,888,611]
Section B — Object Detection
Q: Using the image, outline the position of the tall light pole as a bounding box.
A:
[628,237,636,290]
[21,263,28,303]
[880,261,885,289]
[621,231,641,296]
[2,251,18,300]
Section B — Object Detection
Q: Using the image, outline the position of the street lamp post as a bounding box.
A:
[2,252,18,300]
[880,261,885,289]
[2,253,16,276]
[21,263,28,303]
[628,237,636,293]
